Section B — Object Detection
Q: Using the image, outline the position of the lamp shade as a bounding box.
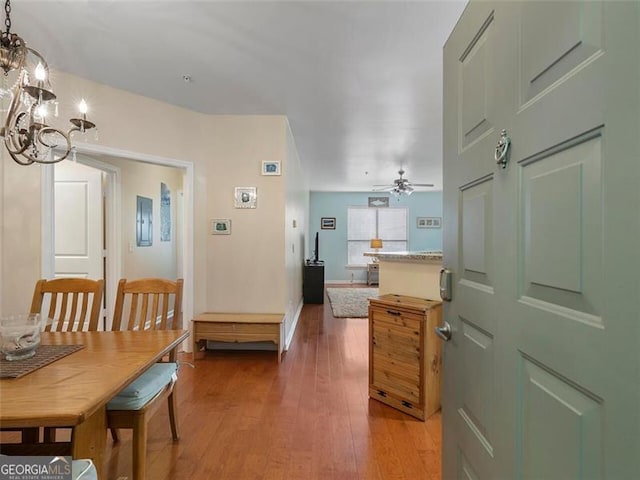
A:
[370,238,383,249]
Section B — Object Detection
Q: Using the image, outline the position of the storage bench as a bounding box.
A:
[191,312,285,363]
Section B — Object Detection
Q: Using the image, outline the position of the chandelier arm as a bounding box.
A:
[5,120,30,157]
[4,139,33,164]
[31,125,71,163]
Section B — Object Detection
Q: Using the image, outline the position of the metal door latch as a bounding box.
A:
[439,268,452,301]
[495,129,511,169]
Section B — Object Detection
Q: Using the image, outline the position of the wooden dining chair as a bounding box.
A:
[30,278,104,332]
[26,277,104,443]
[106,277,183,480]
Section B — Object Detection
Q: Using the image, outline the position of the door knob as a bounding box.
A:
[435,321,452,342]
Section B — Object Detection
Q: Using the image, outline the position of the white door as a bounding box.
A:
[54,161,103,281]
[442,1,639,478]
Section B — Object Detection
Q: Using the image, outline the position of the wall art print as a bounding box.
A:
[160,182,171,242]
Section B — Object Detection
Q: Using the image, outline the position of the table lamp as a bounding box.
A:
[370,238,383,251]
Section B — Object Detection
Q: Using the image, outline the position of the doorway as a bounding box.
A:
[41,143,194,337]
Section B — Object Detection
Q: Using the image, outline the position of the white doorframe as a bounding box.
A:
[41,142,195,338]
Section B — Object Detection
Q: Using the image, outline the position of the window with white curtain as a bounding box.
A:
[347,206,407,265]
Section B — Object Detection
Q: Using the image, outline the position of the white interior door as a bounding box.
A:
[54,161,103,281]
[442,1,639,478]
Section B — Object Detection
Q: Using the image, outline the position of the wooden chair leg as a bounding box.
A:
[43,427,56,443]
[21,428,39,443]
[110,428,119,443]
[168,391,179,441]
[131,415,147,480]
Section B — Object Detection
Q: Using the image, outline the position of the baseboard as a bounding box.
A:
[284,297,304,351]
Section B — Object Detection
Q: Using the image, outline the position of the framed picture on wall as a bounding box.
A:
[368,196,389,208]
[234,187,257,209]
[262,161,281,176]
[211,219,231,235]
[136,195,153,246]
[417,216,441,229]
[321,217,336,229]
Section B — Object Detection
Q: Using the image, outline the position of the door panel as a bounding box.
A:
[519,132,602,321]
[518,355,603,479]
[443,1,639,479]
[460,12,495,149]
[520,2,603,103]
[460,177,493,289]
[54,161,103,280]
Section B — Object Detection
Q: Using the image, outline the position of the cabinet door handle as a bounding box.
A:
[401,400,413,409]
[386,310,402,316]
[377,390,387,397]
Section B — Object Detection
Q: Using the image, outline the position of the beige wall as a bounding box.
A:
[99,156,183,281]
[0,71,308,332]
[284,121,308,341]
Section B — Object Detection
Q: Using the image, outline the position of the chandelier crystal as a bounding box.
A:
[0,0,95,165]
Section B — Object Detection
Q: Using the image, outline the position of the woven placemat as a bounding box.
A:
[0,344,84,379]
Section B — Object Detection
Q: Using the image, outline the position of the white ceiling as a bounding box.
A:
[12,1,466,191]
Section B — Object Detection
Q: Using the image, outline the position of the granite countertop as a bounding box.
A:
[363,251,443,262]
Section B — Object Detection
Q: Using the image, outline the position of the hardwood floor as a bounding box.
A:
[105,287,442,479]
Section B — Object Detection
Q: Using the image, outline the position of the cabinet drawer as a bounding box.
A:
[373,310,422,331]
[372,371,421,404]
[372,324,420,350]
[372,353,420,380]
[372,345,420,368]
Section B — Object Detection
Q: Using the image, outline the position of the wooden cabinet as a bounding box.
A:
[368,294,442,420]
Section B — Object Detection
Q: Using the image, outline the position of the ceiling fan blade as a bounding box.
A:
[372,186,395,191]
[409,183,435,187]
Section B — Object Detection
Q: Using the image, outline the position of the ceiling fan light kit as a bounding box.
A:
[373,168,434,196]
[0,0,96,165]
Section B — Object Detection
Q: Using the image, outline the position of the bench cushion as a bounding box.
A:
[107,363,178,411]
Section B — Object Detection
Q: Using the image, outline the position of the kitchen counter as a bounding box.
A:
[364,251,442,300]
[364,251,442,262]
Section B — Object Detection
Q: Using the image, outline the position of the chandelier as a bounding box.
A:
[0,0,95,165]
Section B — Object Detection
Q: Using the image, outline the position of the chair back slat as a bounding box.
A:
[160,294,170,329]
[150,294,160,330]
[140,294,150,329]
[31,278,104,332]
[67,293,79,330]
[111,278,183,333]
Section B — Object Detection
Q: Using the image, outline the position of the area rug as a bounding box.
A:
[326,288,379,318]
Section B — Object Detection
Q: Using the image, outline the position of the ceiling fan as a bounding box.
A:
[373,169,434,196]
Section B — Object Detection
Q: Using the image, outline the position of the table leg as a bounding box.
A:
[71,406,106,479]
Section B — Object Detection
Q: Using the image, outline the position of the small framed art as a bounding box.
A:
[234,187,257,209]
[321,217,336,229]
[417,217,442,229]
[262,161,281,176]
[368,196,389,208]
[212,219,231,235]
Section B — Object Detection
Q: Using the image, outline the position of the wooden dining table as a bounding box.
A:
[0,329,189,478]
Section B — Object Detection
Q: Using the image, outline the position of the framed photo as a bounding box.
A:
[321,217,336,230]
[417,216,442,229]
[211,219,231,235]
[136,195,153,246]
[234,187,257,209]
[368,196,389,208]
[262,161,281,176]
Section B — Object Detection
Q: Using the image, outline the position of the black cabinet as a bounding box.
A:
[303,261,324,304]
